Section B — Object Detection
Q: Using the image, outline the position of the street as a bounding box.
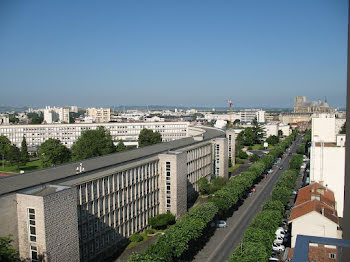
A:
[193,135,302,262]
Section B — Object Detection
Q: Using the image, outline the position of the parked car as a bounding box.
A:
[279,167,283,170]
[272,243,285,252]
[274,236,284,244]
[279,221,288,227]
[211,220,227,228]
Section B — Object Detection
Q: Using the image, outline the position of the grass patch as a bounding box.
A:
[251,144,264,150]
[228,164,241,173]
[0,160,43,174]
[126,229,164,249]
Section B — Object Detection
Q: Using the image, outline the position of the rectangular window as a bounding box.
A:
[28,208,36,243]
[30,246,38,262]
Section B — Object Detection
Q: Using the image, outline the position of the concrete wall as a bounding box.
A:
[291,212,340,248]
[312,117,336,143]
[212,138,228,179]
[0,194,19,250]
[43,187,79,262]
[310,145,345,217]
[159,152,187,218]
[16,193,46,261]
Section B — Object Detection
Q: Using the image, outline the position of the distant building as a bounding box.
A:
[263,123,278,137]
[86,108,111,123]
[70,106,79,113]
[294,96,334,113]
[43,106,70,124]
[0,114,9,125]
[0,122,190,150]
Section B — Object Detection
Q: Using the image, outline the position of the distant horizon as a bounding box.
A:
[0,1,348,108]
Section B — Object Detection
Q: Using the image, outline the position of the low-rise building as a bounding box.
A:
[289,183,341,248]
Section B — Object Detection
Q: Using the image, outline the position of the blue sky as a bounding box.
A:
[0,0,348,108]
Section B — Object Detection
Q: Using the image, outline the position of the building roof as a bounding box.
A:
[0,127,224,196]
[288,246,337,262]
[290,183,338,224]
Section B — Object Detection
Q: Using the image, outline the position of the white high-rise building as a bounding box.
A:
[310,115,346,217]
[86,108,111,123]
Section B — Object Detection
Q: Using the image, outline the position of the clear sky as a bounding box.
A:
[0,0,348,109]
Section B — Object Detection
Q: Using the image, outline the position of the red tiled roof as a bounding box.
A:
[290,183,338,224]
[288,246,337,261]
[289,199,338,224]
[295,183,335,208]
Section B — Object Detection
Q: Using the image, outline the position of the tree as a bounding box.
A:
[233,119,240,126]
[39,139,71,167]
[20,136,29,165]
[238,150,248,159]
[7,145,20,167]
[249,153,260,163]
[27,112,43,124]
[340,122,346,134]
[148,212,176,229]
[9,114,19,124]
[116,139,127,152]
[252,118,264,144]
[71,126,116,160]
[266,135,279,145]
[278,129,283,137]
[0,136,11,159]
[138,128,162,147]
[237,128,255,146]
[0,236,20,262]
[198,177,210,195]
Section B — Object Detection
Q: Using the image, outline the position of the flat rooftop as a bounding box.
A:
[0,127,224,196]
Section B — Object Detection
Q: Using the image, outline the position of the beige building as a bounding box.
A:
[0,127,229,261]
[86,108,111,123]
[0,122,189,150]
[294,96,334,113]
[0,114,9,125]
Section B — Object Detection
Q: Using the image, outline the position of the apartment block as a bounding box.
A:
[0,127,228,261]
[86,108,111,123]
[0,122,189,150]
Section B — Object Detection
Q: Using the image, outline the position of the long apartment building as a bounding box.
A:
[0,121,189,150]
[0,127,233,262]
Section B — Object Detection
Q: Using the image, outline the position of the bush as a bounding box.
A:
[238,150,248,159]
[236,158,245,164]
[249,153,260,163]
[148,212,176,229]
[209,177,228,193]
[130,233,144,243]
[198,177,210,195]
[146,228,156,235]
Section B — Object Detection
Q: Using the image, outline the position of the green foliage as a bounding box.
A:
[242,227,275,252]
[138,128,162,147]
[340,122,346,134]
[7,145,20,167]
[9,114,19,124]
[289,154,303,171]
[252,118,264,144]
[248,153,260,163]
[144,202,218,261]
[71,126,116,161]
[130,233,144,243]
[262,200,285,216]
[271,185,292,205]
[27,112,43,124]
[148,212,176,229]
[228,241,269,262]
[266,135,279,145]
[238,150,248,159]
[278,129,283,137]
[39,138,71,167]
[236,158,245,164]
[146,228,156,235]
[0,236,20,262]
[198,177,210,195]
[20,136,29,165]
[209,177,228,193]
[237,127,256,146]
[228,157,232,167]
[0,136,11,159]
[116,139,127,152]
[128,252,168,262]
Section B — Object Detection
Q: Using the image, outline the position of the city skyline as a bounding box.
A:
[0,0,348,108]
